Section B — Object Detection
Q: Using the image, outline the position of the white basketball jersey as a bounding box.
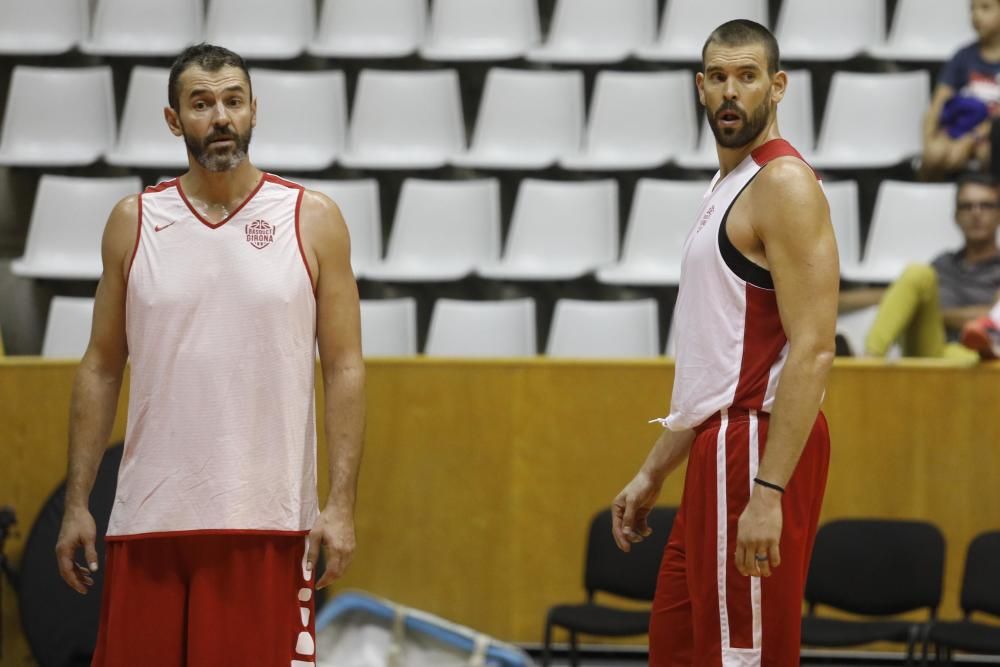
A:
[108,174,319,537]
[658,139,821,431]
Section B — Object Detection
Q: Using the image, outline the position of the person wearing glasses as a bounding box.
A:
[865,172,1000,359]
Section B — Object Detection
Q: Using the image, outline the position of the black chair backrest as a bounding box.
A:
[584,506,676,602]
[805,518,945,616]
[961,531,1000,618]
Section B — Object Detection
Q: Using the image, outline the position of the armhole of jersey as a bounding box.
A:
[717,176,775,290]
[293,187,317,296]
[126,193,143,287]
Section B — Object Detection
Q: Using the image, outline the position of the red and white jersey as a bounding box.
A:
[108,173,319,538]
[659,139,821,431]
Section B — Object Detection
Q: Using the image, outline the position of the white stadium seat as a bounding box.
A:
[425,298,537,358]
[81,0,203,56]
[342,69,465,170]
[106,67,189,169]
[561,70,698,171]
[0,66,115,167]
[360,298,418,357]
[310,0,425,58]
[597,179,710,286]
[365,179,500,283]
[205,0,314,60]
[0,0,88,55]
[13,176,142,280]
[421,0,540,61]
[453,68,584,170]
[637,0,768,62]
[546,299,660,359]
[42,297,95,359]
[527,0,657,64]
[478,179,618,282]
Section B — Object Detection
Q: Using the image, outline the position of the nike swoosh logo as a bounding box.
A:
[154,221,177,232]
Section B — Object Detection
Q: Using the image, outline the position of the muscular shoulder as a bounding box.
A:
[299,189,350,263]
[747,157,827,232]
[104,195,140,265]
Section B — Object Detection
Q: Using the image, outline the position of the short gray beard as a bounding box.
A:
[183,125,253,173]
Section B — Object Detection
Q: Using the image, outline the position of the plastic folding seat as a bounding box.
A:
[675,69,814,170]
[776,0,885,61]
[842,181,963,284]
[636,0,768,62]
[0,0,88,55]
[42,297,96,359]
[106,67,188,169]
[526,0,656,64]
[341,70,464,170]
[81,0,203,56]
[810,71,930,170]
[869,0,975,62]
[822,180,862,273]
[421,0,540,61]
[295,179,382,279]
[0,66,115,167]
[452,68,584,170]
[309,0,425,58]
[359,298,418,357]
[597,179,710,286]
[560,71,697,171]
[546,299,660,359]
[424,298,537,357]
[365,179,500,283]
[249,69,347,172]
[802,519,944,661]
[478,179,617,282]
[205,0,314,60]
[13,176,142,280]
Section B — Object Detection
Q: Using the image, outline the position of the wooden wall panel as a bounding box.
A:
[1,358,997,665]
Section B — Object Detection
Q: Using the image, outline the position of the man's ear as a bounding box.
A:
[164,106,183,138]
[695,71,707,107]
[770,70,788,105]
[251,96,257,130]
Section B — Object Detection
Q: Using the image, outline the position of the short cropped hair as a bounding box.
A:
[955,172,1000,199]
[168,43,251,111]
[702,19,781,76]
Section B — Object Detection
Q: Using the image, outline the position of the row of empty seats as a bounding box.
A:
[0,0,974,62]
[0,65,931,170]
[13,174,965,285]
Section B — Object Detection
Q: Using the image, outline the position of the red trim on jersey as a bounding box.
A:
[127,194,143,284]
[293,188,317,295]
[144,178,178,194]
[732,284,787,409]
[175,172,267,229]
[263,172,303,190]
[105,528,310,542]
[750,138,820,179]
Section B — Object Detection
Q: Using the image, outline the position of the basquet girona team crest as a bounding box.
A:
[245,219,274,249]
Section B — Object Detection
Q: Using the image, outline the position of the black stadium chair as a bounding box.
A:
[801,519,945,665]
[541,506,676,667]
[923,531,1000,663]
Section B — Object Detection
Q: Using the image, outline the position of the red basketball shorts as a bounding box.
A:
[649,409,830,666]
[91,532,316,667]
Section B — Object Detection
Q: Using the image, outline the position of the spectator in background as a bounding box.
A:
[920,0,1000,181]
[865,173,1000,359]
[960,296,1000,358]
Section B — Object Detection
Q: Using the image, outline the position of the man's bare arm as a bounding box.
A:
[736,160,839,577]
[57,195,136,593]
[301,190,366,588]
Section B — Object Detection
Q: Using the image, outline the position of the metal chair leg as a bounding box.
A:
[541,621,553,667]
[568,630,579,667]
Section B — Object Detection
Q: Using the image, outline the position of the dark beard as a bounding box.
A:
[183,125,253,172]
[707,98,771,149]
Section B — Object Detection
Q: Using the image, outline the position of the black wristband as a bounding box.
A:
[753,477,785,494]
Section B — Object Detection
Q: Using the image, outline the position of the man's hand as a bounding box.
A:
[611,471,662,552]
[55,506,99,594]
[735,488,783,578]
[306,506,356,589]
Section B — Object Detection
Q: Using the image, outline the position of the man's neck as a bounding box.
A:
[716,123,781,179]
[980,33,1000,60]
[963,241,999,264]
[180,159,262,208]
